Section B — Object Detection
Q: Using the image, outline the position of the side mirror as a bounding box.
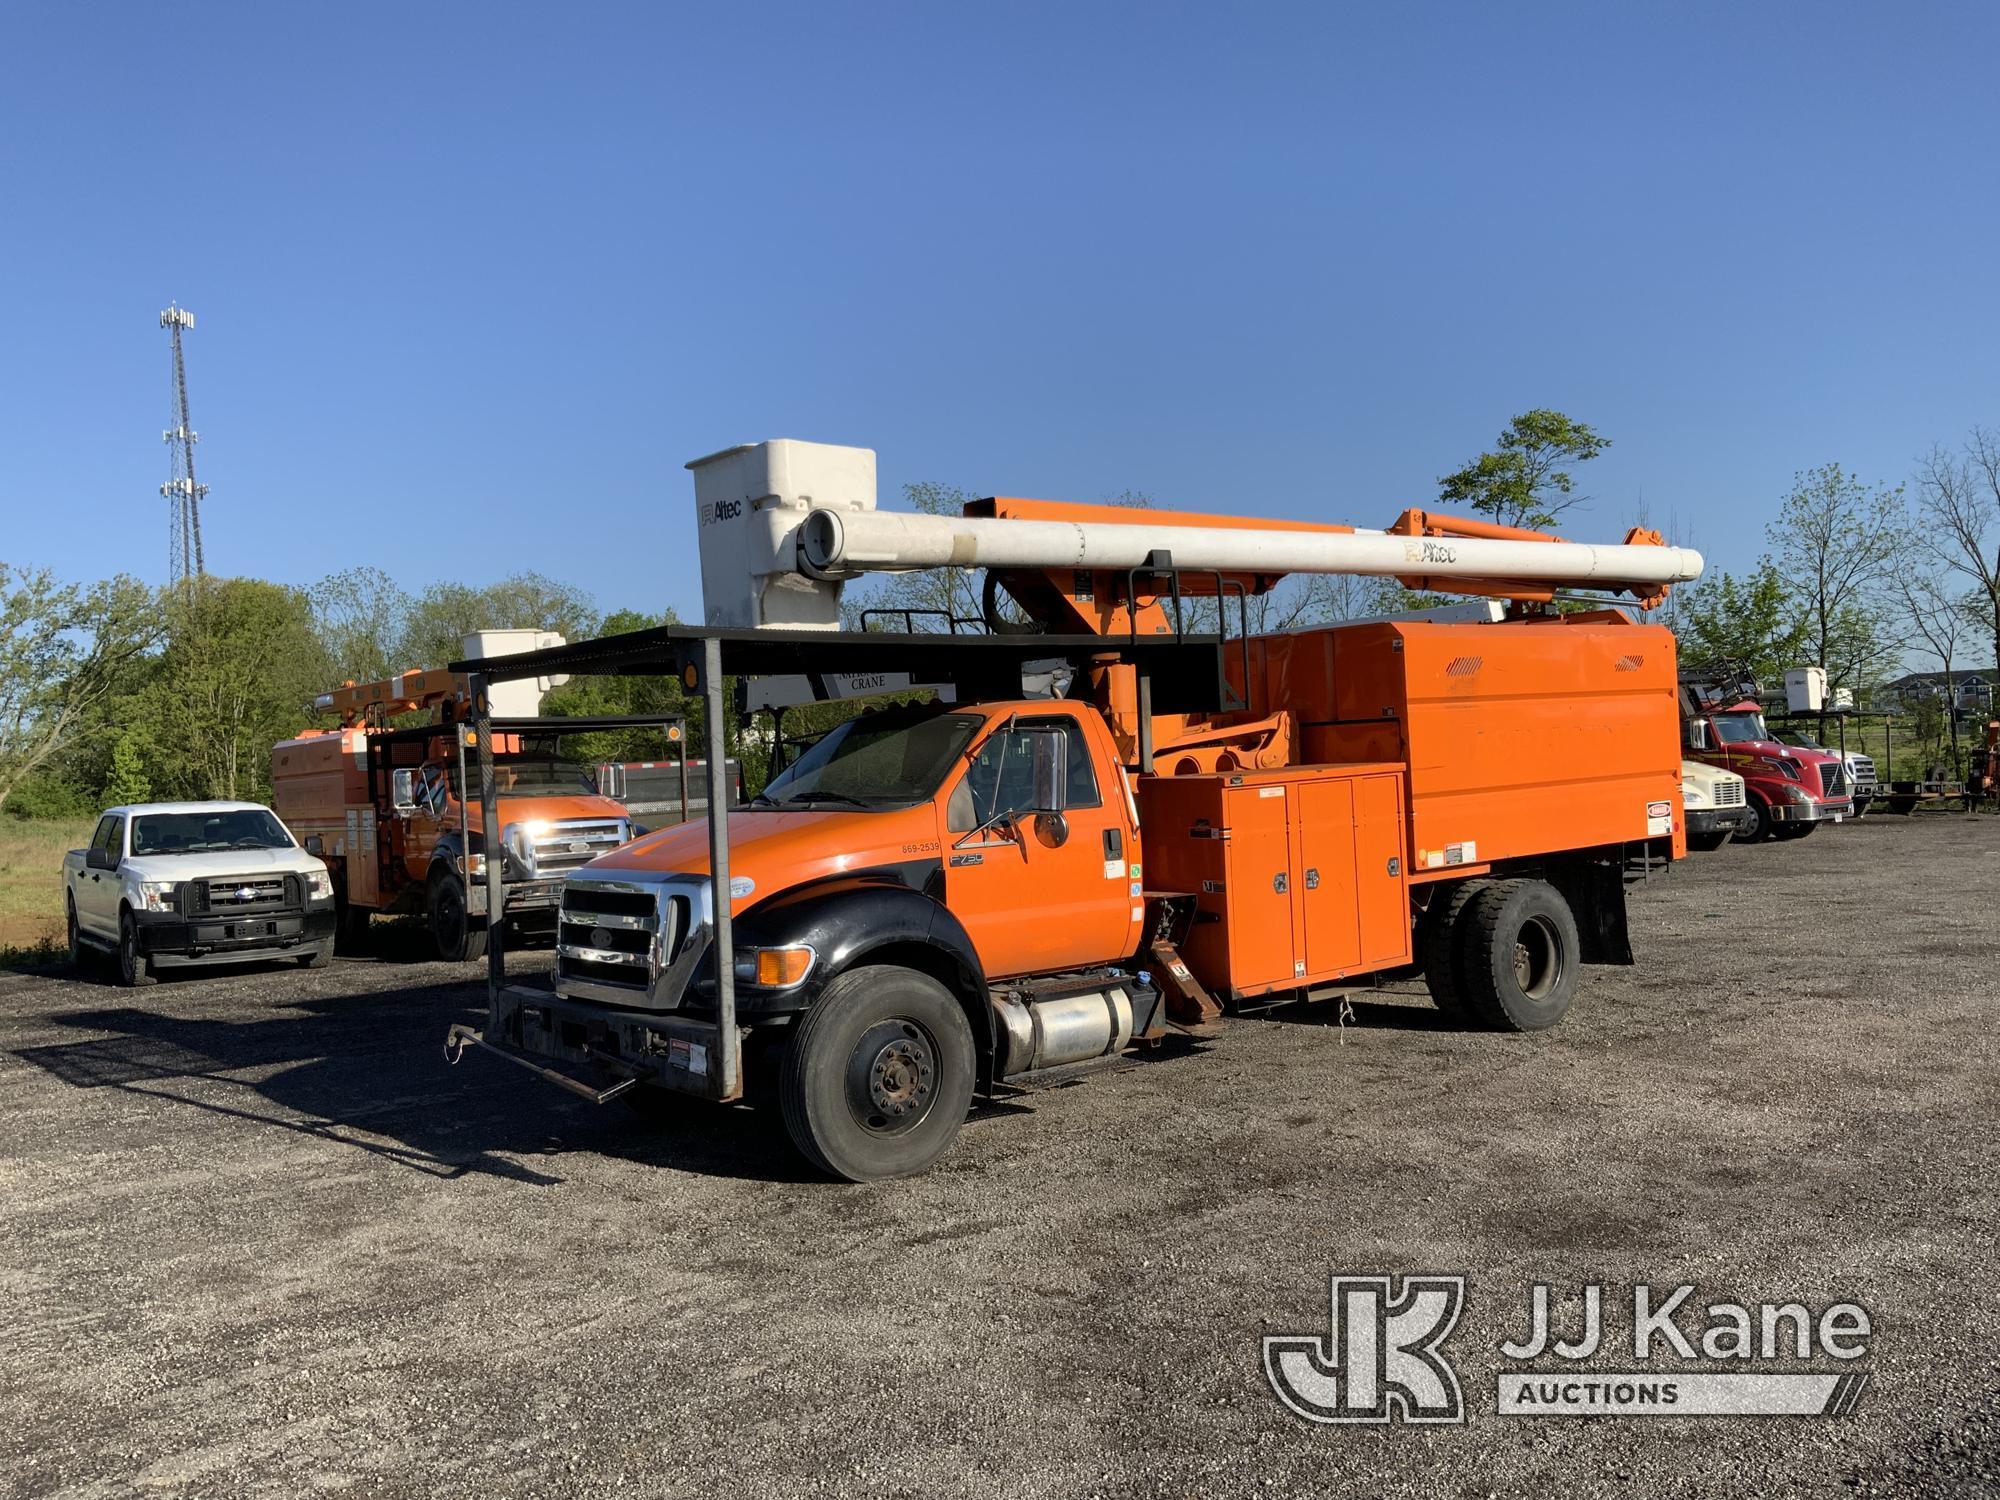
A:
[86,846,117,871]
[1686,721,1710,752]
[1029,728,1069,814]
[391,768,417,812]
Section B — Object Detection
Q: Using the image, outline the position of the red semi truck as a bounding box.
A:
[1680,671,1852,841]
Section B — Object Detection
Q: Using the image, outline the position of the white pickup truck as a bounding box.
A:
[63,801,337,986]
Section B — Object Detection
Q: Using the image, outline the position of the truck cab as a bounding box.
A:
[1682,699,1852,841]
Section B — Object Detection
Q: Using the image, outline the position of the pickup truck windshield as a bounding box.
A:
[132,808,295,855]
[1712,712,1770,745]
[761,710,983,809]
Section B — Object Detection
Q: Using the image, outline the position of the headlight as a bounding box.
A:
[1682,781,1708,808]
[138,880,178,912]
[1782,784,1814,804]
[304,869,333,900]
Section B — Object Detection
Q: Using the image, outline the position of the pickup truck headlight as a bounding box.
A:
[304,869,333,901]
[138,880,178,912]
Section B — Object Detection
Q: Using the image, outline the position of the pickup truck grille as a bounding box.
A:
[556,882,690,997]
[183,874,300,916]
[522,819,630,877]
[1711,778,1745,808]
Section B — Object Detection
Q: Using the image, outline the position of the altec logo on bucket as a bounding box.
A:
[1264,1277,1874,1424]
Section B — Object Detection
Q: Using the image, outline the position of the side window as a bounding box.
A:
[99,817,126,860]
[946,716,1102,832]
[89,815,116,855]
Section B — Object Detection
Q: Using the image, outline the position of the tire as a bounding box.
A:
[66,895,94,972]
[296,941,332,969]
[1418,879,1488,1016]
[428,872,488,963]
[117,910,156,988]
[1734,797,1775,844]
[779,965,976,1181]
[1686,830,1731,852]
[1457,879,1579,1033]
[1772,823,1816,842]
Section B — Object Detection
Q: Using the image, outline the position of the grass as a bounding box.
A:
[0,817,94,963]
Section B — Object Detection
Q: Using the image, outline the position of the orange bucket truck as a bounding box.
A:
[274,632,675,961]
[445,440,1704,1178]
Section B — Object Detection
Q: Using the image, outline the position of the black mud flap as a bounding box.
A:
[1550,853,1633,966]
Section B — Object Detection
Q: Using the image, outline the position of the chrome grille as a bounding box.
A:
[519,818,630,877]
[1849,753,1877,786]
[555,881,689,998]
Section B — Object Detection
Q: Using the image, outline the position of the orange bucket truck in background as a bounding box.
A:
[273,631,675,961]
[446,441,1705,1178]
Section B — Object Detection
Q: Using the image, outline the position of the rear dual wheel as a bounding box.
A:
[1423,878,1578,1032]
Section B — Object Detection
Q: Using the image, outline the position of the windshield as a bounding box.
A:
[446,734,604,801]
[1776,730,1824,750]
[132,808,294,855]
[1712,711,1770,745]
[761,710,983,809]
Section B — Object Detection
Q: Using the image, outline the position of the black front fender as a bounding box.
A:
[724,874,995,1076]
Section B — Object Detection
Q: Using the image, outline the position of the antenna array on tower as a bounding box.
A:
[160,304,207,586]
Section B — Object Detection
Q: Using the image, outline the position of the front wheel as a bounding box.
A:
[428,872,488,963]
[779,965,976,1181]
[117,911,156,988]
[1734,797,1776,844]
[1458,879,1578,1032]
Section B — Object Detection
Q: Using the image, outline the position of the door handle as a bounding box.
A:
[1304,868,1319,890]
[1272,872,1288,894]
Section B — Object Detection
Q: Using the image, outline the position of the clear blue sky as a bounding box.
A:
[4,2,1995,621]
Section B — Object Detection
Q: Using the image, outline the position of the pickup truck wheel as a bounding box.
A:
[66,896,96,972]
[780,965,975,1181]
[1458,879,1577,1032]
[428,872,488,963]
[1686,830,1731,852]
[1418,879,1488,1017]
[117,910,157,988]
[1733,797,1775,844]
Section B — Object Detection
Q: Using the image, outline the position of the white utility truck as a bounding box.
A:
[63,801,337,985]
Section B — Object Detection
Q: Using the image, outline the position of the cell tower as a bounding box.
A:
[160,304,207,585]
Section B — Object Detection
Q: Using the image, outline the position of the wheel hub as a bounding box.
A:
[847,1020,938,1135]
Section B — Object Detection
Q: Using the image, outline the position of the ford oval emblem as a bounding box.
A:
[568,841,590,855]
[236,886,255,902]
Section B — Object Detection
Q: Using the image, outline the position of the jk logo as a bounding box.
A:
[1263,1275,1466,1424]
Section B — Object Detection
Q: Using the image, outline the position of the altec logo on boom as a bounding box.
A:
[1264,1278,1874,1424]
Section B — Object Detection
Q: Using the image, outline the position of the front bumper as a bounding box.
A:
[1770,795,1852,825]
[462,984,745,1103]
[1688,805,1757,838]
[133,904,336,963]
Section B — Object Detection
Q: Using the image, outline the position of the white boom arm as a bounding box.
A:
[799,509,1703,592]
[686,439,1705,630]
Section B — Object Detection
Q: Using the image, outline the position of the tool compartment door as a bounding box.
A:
[1296,770,1411,979]
[1221,784,1298,991]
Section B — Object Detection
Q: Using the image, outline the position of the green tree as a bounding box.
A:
[1673,560,1809,689]
[1765,463,1904,696]
[1438,409,1610,530]
[393,573,599,672]
[143,578,328,801]
[310,566,411,684]
[0,565,160,813]
[102,728,151,806]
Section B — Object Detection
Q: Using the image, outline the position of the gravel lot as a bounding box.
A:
[2,815,1995,1499]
